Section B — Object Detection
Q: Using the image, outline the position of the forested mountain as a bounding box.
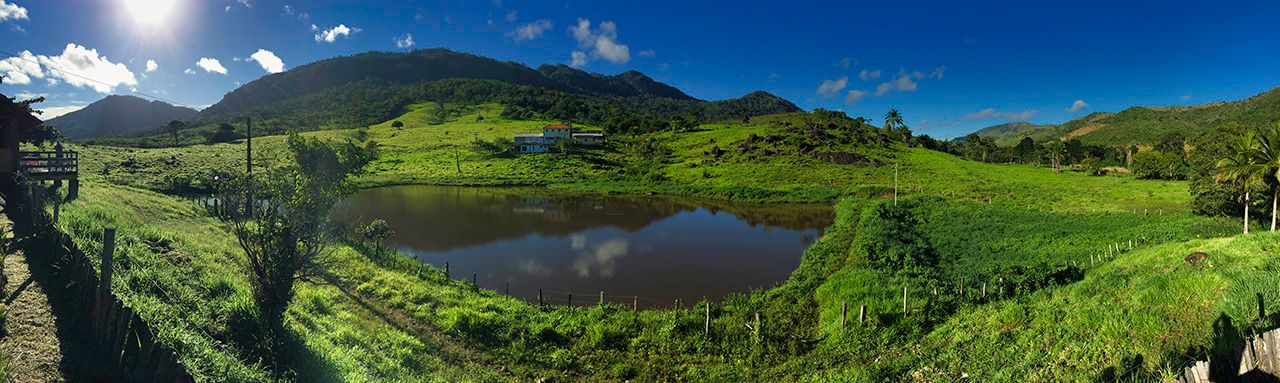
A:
[971,86,1280,146]
[195,48,799,134]
[44,95,198,138]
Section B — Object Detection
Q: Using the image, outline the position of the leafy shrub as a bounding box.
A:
[1080,157,1106,176]
[854,198,938,276]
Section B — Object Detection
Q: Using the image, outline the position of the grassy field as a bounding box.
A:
[39,103,1270,381]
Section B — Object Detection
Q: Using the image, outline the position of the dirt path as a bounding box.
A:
[0,217,66,383]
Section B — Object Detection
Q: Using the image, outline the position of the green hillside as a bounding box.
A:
[972,86,1280,146]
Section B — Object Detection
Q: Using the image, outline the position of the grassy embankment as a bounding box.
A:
[45,102,1266,381]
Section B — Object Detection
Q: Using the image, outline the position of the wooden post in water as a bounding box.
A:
[100,228,116,300]
[599,291,605,306]
[859,304,866,324]
[538,289,543,307]
[471,272,476,286]
[633,296,638,312]
[568,293,573,307]
[505,282,509,296]
[445,262,450,279]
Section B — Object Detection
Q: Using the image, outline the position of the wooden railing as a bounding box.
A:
[18,150,78,180]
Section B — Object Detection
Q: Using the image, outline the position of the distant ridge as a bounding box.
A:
[202,48,705,118]
[970,86,1280,146]
[44,95,198,138]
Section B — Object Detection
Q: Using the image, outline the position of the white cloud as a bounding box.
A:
[37,43,138,93]
[314,24,357,43]
[1180,95,1192,102]
[309,24,318,31]
[248,49,284,73]
[1066,99,1089,113]
[844,89,868,105]
[183,68,195,75]
[282,4,293,15]
[0,0,28,21]
[570,51,587,67]
[36,105,84,119]
[874,71,918,96]
[394,33,415,48]
[859,69,881,81]
[510,19,552,41]
[145,59,158,72]
[834,57,854,69]
[14,91,47,99]
[0,50,43,85]
[236,0,251,8]
[568,18,631,65]
[196,57,228,75]
[638,49,655,58]
[966,108,1038,121]
[815,76,848,97]
[505,10,518,22]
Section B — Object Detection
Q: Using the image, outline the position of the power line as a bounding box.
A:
[0,49,194,109]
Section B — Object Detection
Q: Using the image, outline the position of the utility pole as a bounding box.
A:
[894,163,899,206]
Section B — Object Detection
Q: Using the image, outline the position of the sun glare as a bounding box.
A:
[122,0,177,26]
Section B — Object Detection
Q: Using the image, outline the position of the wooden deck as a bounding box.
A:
[18,151,78,180]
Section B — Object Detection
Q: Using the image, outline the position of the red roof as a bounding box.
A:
[545,124,571,129]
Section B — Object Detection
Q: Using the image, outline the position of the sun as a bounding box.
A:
[122,0,177,26]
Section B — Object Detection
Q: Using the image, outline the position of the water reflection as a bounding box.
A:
[338,186,832,305]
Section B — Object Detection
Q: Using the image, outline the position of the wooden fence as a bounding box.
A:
[1182,327,1280,383]
[21,185,196,382]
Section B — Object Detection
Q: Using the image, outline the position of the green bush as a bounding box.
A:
[854,198,938,276]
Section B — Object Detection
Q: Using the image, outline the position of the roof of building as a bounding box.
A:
[544,124,572,129]
[514,133,544,137]
[0,93,42,131]
[572,132,605,137]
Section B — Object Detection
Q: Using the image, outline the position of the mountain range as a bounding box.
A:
[972,86,1280,146]
[43,95,198,138]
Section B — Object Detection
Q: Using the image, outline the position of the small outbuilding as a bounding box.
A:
[0,94,40,174]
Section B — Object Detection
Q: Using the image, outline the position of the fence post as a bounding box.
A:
[100,228,116,300]
[754,312,761,342]
[902,287,908,314]
[599,291,605,306]
[471,272,476,286]
[568,293,573,307]
[633,296,638,312]
[1259,292,1267,321]
[998,277,1004,297]
[704,300,710,337]
[445,262,450,279]
[859,304,866,324]
[982,282,987,298]
[505,282,509,296]
[538,289,543,307]
[840,300,847,329]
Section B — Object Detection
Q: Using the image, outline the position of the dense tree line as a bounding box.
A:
[194,78,799,137]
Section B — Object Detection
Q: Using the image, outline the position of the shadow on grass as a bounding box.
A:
[5,192,110,382]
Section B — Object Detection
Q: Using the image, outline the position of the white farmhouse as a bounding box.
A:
[514,123,606,154]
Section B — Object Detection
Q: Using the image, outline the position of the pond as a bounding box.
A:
[338,185,833,308]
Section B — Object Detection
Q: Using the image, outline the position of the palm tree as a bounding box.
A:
[1256,123,1280,231]
[1215,131,1266,234]
[883,108,903,133]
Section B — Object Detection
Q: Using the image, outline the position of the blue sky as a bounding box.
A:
[1,0,1278,137]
